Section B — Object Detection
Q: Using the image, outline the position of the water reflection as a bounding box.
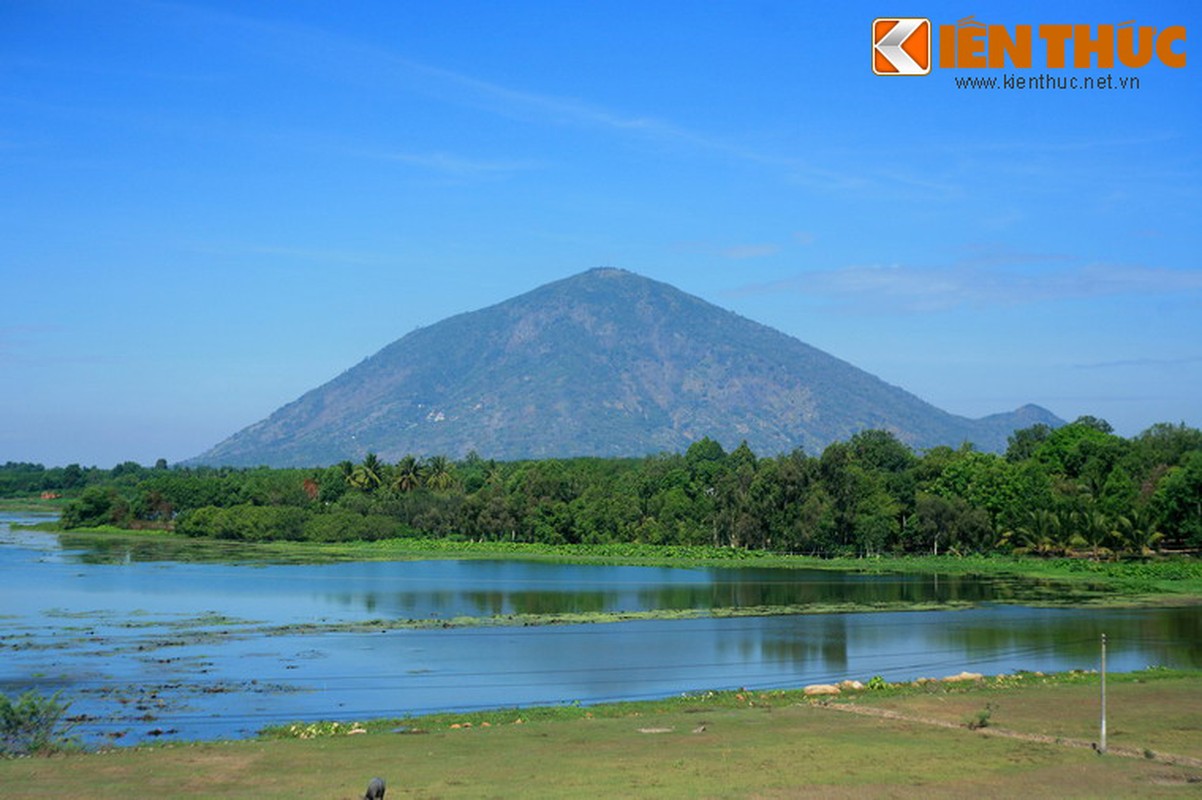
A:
[48,531,1110,613]
[310,565,1111,620]
[1,517,1199,748]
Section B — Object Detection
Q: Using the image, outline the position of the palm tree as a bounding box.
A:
[348,453,383,492]
[391,455,422,493]
[484,460,504,488]
[1071,509,1114,560]
[1115,508,1164,557]
[1009,509,1064,556]
[423,455,457,492]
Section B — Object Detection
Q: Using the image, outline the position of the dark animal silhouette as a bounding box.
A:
[364,776,386,799]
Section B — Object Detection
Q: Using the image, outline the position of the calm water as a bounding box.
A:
[2,514,1199,746]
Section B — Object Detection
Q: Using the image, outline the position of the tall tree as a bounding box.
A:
[1006,423,1053,462]
[392,456,422,493]
[348,453,383,492]
[423,455,457,492]
[1071,509,1114,560]
[1009,509,1065,556]
[1153,451,1202,548]
[1114,508,1163,557]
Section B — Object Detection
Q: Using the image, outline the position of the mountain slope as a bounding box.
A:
[192,268,1061,466]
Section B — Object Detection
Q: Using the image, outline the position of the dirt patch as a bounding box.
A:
[817,701,1202,769]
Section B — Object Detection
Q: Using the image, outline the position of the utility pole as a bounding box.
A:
[1099,632,1108,755]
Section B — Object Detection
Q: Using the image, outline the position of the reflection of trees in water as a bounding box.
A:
[45,543,1198,673]
[329,589,627,616]
[914,608,1202,668]
[706,616,851,674]
[1166,611,1202,667]
[638,572,1011,610]
[326,590,458,616]
[755,615,851,673]
[736,608,1202,681]
[469,590,618,615]
[329,572,1116,621]
[60,534,250,565]
[56,539,1112,611]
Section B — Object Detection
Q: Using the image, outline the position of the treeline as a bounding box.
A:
[0,460,167,497]
[44,418,1202,557]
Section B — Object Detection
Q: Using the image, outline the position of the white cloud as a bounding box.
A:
[137,1,888,194]
[731,261,1202,312]
[367,149,544,177]
[673,240,782,261]
[720,244,780,260]
[1073,355,1202,370]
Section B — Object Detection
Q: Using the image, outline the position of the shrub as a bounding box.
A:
[61,486,130,529]
[963,702,994,730]
[175,504,310,541]
[303,511,405,542]
[0,690,77,756]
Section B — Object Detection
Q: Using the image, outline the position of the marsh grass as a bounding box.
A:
[0,497,68,514]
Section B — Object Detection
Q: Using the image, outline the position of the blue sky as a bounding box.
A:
[2,0,1199,467]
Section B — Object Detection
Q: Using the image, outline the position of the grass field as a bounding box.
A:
[2,671,1199,798]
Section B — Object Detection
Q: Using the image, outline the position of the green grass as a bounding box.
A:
[0,496,69,514]
[3,670,1199,799]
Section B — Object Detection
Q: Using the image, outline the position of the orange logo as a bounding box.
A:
[873,18,932,75]
[937,17,1186,69]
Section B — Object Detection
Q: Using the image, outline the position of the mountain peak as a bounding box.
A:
[583,266,632,277]
[192,270,1062,466]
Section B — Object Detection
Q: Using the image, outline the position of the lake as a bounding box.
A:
[2,513,1199,746]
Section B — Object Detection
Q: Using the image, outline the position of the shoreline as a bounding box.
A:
[4,667,1200,800]
[257,666,1198,742]
[21,522,1202,609]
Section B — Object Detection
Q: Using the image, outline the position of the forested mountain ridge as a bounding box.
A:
[191,268,1062,466]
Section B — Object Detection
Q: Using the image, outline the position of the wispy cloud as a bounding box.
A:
[144,2,680,133]
[934,132,1184,157]
[137,1,879,193]
[1073,355,1202,370]
[366,61,867,191]
[0,324,104,368]
[720,244,780,260]
[4,53,227,85]
[730,260,1202,312]
[364,149,544,178]
[188,242,390,267]
[674,240,782,261]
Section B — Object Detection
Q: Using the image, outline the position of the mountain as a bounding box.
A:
[191,268,1063,466]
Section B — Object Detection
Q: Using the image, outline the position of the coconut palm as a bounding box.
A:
[1115,508,1164,557]
[1071,509,1114,560]
[1009,508,1064,556]
[423,455,457,492]
[391,455,422,493]
[348,453,383,492]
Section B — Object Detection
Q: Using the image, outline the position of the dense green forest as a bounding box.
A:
[7,418,1202,558]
